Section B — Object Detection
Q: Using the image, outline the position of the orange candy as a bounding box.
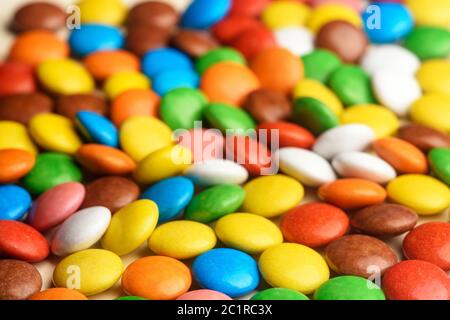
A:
[111,89,160,126]
[319,179,387,209]
[121,256,192,300]
[250,48,303,94]
[29,288,88,300]
[200,62,260,106]
[84,50,140,81]
[0,149,35,183]
[75,144,136,175]
[9,30,69,66]
[373,137,428,174]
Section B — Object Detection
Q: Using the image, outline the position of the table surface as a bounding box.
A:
[1,0,449,300]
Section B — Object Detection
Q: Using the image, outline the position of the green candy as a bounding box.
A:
[160,88,208,130]
[196,47,246,75]
[314,276,385,300]
[251,288,309,301]
[115,296,147,301]
[404,26,450,60]
[302,49,342,83]
[328,65,375,106]
[204,103,256,133]
[185,184,245,223]
[22,152,83,195]
[429,148,450,186]
[293,97,339,136]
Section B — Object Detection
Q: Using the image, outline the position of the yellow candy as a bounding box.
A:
[104,71,151,100]
[101,200,159,256]
[307,4,362,33]
[410,94,450,133]
[242,175,304,218]
[78,0,127,26]
[340,104,400,138]
[133,145,192,185]
[406,0,450,28]
[259,243,329,294]
[387,175,450,215]
[120,116,173,162]
[215,213,283,254]
[262,1,311,29]
[53,249,123,296]
[29,114,82,154]
[0,121,37,155]
[148,221,216,260]
[293,79,343,115]
[416,60,450,96]
[37,59,94,95]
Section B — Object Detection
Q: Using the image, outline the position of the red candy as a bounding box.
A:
[0,62,35,97]
[176,128,225,162]
[230,25,276,60]
[229,0,271,17]
[257,121,315,149]
[0,220,49,262]
[382,260,450,300]
[403,222,450,271]
[280,202,349,248]
[213,16,262,44]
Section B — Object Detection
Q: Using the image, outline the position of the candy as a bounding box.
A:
[262,1,311,30]
[387,174,450,215]
[351,204,418,238]
[0,149,35,184]
[251,288,309,301]
[242,175,304,218]
[127,1,178,29]
[230,25,277,60]
[177,290,232,301]
[69,24,124,57]
[307,4,362,33]
[185,184,245,223]
[416,60,450,96]
[171,29,219,58]
[195,47,246,75]
[213,16,262,44]
[410,94,450,133]
[281,202,348,248]
[125,24,170,57]
[0,93,54,125]
[405,0,450,28]
[56,94,107,120]
[257,122,315,149]
[149,220,216,259]
[83,50,140,81]
[142,48,192,79]
[0,121,37,155]
[101,200,158,256]
[116,296,147,301]
[181,0,231,29]
[229,0,270,17]
[315,276,385,300]
[51,206,111,256]
[75,111,118,147]
[398,124,450,152]
[0,260,42,300]
[11,2,66,33]
[103,71,151,100]
[53,249,123,296]
[0,62,35,97]
[176,128,224,162]
[259,243,329,294]
[184,159,249,186]
[274,26,314,56]
[122,256,191,300]
[0,184,31,220]
[404,26,450,60]
[302,49,342,83]
[293,79,343,116]
[204,103,256,132]
[78,0,127,26]
[153,68,200,97]
[193,248,260,297]
[30,288,88,301]
[429,148,450,186]
[111,89,159,126]
[244,89,292,123]
[215,213,283,254]
[0,221,49,262]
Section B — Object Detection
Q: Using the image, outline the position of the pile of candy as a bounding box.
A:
[0,0,450,301]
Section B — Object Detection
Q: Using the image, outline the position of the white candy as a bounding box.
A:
[313,124,375,160]
[332,151,397,184]
[274,26,314,56]
[276,147,336,187]
[361,45,420,76]
[183,159,249,186]
[372,69,422,117]
[51,206,111,256]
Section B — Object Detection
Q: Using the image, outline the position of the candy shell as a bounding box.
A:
[262,1,311,29]
[274,26,314,56]
[293,79,343,116]
[142,48,192,79]
[315,276,385,300]
[111,89,159,126]
[0,260,42,300]
[184,159,249,186]
[84,50,140,81]
[0,92,54,125]
[152,68,199,96]
[181,0,232,29]
[410,94,450,133]
[0,184,31,220]
[0,121,37,155]
[69,24,123,57]
[307,4,362,33]
[404,26,450,60]
[398,124,450,152]
[257,122,315,149]
[416,60,450,96]
[177,290,232,301]
[429,148,450,186]
[103,71,151,100]
[251,288,309,301]
[0,62,35,97]
[0,149,35,184]
[195,47,246,75]
[302,49,342,83]
[204,103,256,133]
[75,111,119,148]
[30,288,88,300]
[78,0,127,26]
[243,89,293,124]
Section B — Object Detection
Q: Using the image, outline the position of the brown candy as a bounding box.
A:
[316,21,368,63]
[0,92,54,124]
[325,234,398,278]
[11,2,66,33]
[81,176,140,213]
[0,260,42,300]
[127,1,179,29]
[56,94,107,120]
[244,89,292,123]
[171,29,219,58]
[398,124,450,152]
[351,203,418,238]
[126,24,171,57]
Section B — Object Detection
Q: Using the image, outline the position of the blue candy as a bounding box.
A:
[181,0,232,29]
[0,185,32,220]
[363,3,414,44]
[141,48,193,79]
[69,24,124,57]
[141,177,195,223]
[152,68,199,96]
[192,248,260,297]
[75,111,119,147]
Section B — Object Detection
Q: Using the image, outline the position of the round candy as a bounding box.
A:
[429,148,450,186]
[181,0,232,29]
[103,71,150,100]
[84,50,140,81]
[69,24,123,57]
[177,290,232,301]
[398,124,450,152]
[0,149,35,184]
[56,94,107,120]
[75,144,135,175]
[149,220,216,259]
[251,288,309,301]
[231,24,277,60]
[302,49,342,83]
[78,0,126,26]
[262,1,311,29]
[53,249,123,296]
[127,1,178,29]
[416,60,450,96]
[212,15,262,44]
[171,29,218,58]
[387,175,450,215]
[410,94,450,133]
[244,89,292,123]
[152,68,199,96]
[0,62,35,97]
[11,2,66,33]
[315,276,385,300]
[0,92,54,125]
[405,0,450,28]
[404,26,450,60]
[274,26,314,56]
[307,4,362,33]
[0,121,36,155]
[75,111,118,147]
[115,296,147,301]
[126,24,170,56]
[176,128,224,162]
[184,159,249,186]
[142,48,192,79]
[30,288,88,301]
[229,0,270,17]
[195,47,246,75]
[0,260,42,300]
[193,248,259,298]
[293,79,343,116]
[257,122,315,149]
[111,89,159,126]
[122,256,191,300]
[204,103,256,133]
[0,184,31,221]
